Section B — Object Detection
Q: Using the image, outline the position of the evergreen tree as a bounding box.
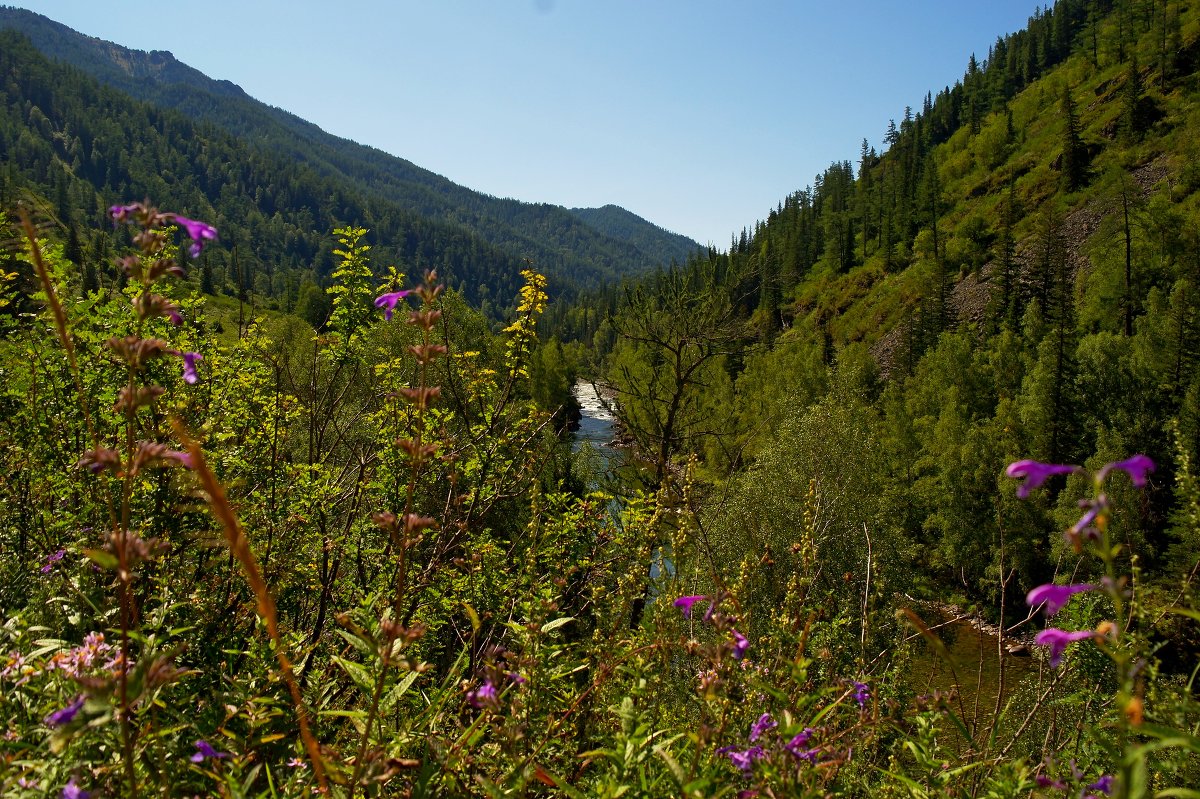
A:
[1060,84,1088,192]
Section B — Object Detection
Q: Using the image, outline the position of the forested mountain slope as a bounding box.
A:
[585,0,1200,615]
[0,7,701,311]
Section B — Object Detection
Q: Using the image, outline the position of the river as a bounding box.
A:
[570,379,625,491]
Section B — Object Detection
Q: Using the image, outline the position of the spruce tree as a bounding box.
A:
[1060,84,1088,192]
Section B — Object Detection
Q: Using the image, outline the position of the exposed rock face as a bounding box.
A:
[871,159,1171,378]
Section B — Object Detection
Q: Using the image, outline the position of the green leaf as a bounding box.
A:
[541,616,576,633]
[461,601,482,633]
[84,548,118,570]
[332,655,375,696]
[381,669,421,713]
[1164,607,1200,624]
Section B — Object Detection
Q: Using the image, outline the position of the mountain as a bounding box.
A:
[0,6,702,308]
[570,205,705,267]
[578,0,1200,612]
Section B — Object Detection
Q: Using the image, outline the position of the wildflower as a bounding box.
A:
[1034,628,1094,667]
[1,651,31,684]
[17,776,37,789]
[853,680,870,707]
[165,450,195,470]
[731,629,750,659]
[190,739,229,763]
[1070,497,1104,539]
[60,777,90,799]
[1026,583,1095,616]
[374,290,413,321]
[1087,775,1114,795]
[1035,774,1067,789]
[1098,454,1155,487]
[173,215,218,257]
[506,671,527,685]
[109,203,141,223]
[1005,460,1077,498]
[180,351,202,384]
[467,680,498,709]
[673,595,706,618]
[748,712,776,742]
[41,548,66,574]
[287,757,308,769]
[44,695,86,727]
[725,745,765,773]
[785,728,815,757]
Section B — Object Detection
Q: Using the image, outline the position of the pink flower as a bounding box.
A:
[673,595,706,618]
[1026,583,1095,616]
[374,290,413,321]
[1005,460,1077,498]
[164,450,195,470]
[1034,628,1095,667]
[1098,455,1155,487]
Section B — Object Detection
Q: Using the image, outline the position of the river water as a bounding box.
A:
[570,379,625,491]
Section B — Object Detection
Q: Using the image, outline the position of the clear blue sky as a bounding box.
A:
[24,0,1041,246]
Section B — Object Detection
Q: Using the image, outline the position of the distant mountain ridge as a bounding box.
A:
[0,6,702,298]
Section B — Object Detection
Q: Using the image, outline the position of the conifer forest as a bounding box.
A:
[2,1,1200,796]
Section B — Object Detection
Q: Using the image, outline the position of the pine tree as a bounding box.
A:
[1060,84,1088,192]
[1120,56,1146,141]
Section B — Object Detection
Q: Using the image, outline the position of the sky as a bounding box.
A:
[20,0,1043,247]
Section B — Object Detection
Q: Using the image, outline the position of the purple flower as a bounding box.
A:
[1034,628,1094,668]
[1035,774,1067,789]
[173,215,218,257]
[41,549,66,574]
[673,595,706,618]
[1071,499,1103,538]
[731,629,749,659]
[179,351,202,384]
[1005,460,1077,498]
[1087,775,1114,795]
[506,671,527,685]
[468,680,498,709]
[785,728,814,757]
[60,777,90,799]
[748,712,776,742]
[189,739,229,763]
[853,681,870,707]
[1098,455,1155,488]
[726,745,765,773]
[1027,583,1095,616]
[374,290,413,321]
[44,695,85,727]
[109,203,141,223]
